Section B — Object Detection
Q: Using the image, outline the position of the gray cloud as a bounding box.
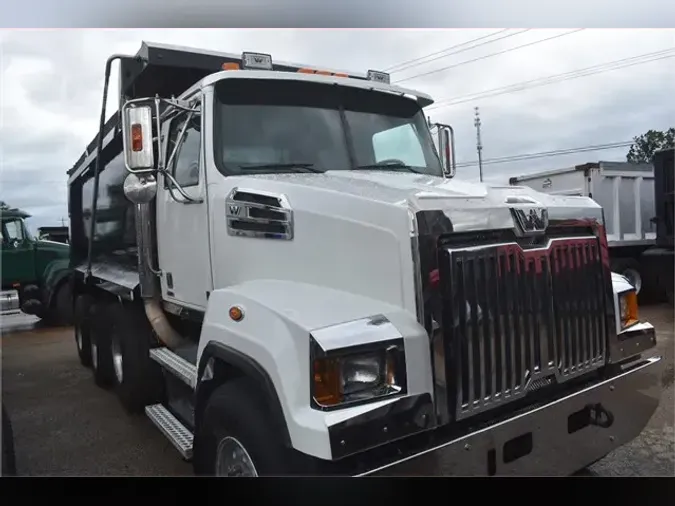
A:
[1,0,673,28]
[1,28,674,225]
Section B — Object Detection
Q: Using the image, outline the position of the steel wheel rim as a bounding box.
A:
[215,436,258,477]
[111,332,123,384]
[91,339,98,370]
[623,268,642,293]
[75,327,83,351]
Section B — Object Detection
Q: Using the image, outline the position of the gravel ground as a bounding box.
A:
[1,305,673,476]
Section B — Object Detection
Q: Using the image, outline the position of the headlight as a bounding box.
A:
[311,342,405,409]
[619,290,639,329]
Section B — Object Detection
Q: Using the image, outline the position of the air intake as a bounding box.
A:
[225,188,293,240]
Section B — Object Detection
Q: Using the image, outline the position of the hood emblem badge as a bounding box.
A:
[511,206,549,236]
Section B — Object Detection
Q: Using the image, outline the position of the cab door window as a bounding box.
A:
[167,115,202,188]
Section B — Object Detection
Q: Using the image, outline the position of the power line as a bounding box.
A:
[455,140,634,169]
[385,29,518,73]
[395,29,584,85]
[428,48,675,110]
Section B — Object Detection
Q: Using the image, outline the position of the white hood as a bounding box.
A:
[243,170,601,212]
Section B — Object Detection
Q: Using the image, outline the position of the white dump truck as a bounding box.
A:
[67,41,662,476]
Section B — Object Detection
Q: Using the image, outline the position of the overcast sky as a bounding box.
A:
[1,28,674,230]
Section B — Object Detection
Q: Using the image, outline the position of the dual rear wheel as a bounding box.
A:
[73,296,163,412]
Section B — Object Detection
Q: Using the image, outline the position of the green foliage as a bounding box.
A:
[626,128,675,164]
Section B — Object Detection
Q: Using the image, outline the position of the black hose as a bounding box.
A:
[85,54,131,281]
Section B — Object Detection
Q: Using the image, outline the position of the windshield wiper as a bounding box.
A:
[352,163,422,174]
[239,163,324,173]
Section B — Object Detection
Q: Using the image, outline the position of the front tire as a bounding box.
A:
[106,302,164,413]
[44,282,74,326]
[193,378,292,476]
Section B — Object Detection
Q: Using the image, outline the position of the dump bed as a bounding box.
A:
[67,41,371,271]
[652,148,674,249]
[509,161,656,248]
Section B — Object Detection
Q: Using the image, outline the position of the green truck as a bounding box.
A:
[1,204,73,325]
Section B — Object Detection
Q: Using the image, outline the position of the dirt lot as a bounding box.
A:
[1,305,673,476]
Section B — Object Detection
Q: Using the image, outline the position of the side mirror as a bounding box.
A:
[122,104,155,172]
[123,173,157,204]
[434,123,456,178]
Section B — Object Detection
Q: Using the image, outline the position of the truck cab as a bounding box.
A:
[68,42,662,477]
[1,204,72,323]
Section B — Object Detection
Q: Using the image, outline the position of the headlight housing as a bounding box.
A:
[618,289,639,329]
[310,339,406,410]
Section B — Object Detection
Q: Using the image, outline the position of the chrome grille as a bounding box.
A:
[440,236,608,420]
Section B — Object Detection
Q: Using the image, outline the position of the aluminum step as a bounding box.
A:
[150,347,197,389]
[145,404,194,460]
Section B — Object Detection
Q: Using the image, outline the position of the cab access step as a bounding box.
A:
[146,346,198,460]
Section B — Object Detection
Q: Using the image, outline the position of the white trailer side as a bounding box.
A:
[510,161,657,294]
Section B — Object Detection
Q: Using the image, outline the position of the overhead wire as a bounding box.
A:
[394,29,585,84]
[384,28,518,73]
[428,48,675,111]
[453,140,635,169]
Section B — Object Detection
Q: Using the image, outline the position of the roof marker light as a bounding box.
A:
[367,70,390,84]
[241,52,273,70]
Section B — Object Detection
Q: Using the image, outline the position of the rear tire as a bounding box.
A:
[90,302,116,389]
[193,378,293,476]
[106,302,164,413]
[74,295,93,368]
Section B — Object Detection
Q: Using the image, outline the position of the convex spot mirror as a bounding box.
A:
[122,104,155,172]
[437,126,455,178]
[123,173,157,204]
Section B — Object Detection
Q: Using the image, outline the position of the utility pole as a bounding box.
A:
[474,107,484,182]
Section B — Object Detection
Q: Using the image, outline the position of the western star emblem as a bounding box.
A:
[511,206,549,235]
[228,204,241,216]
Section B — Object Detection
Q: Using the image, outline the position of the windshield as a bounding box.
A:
[213,79,443,177]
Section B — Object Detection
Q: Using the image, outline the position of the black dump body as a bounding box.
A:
[37,226,69,243]
[67,41,367,270]
[652,148,674,249]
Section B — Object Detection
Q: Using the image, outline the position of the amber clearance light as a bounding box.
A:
[313,357,342,406]
[620,291,639,328]
[130,123,143,152]
[229,306,244,322]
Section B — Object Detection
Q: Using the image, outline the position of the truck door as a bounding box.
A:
[156,109,211,310]
[1,218,36,287]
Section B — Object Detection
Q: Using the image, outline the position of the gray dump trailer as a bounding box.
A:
[510,161,659,297]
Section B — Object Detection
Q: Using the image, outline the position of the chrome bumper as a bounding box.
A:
[359,356,662,476]
[0,289,20,314]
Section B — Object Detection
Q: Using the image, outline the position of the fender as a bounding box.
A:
[42,259,72,307]
[195,279,431,460]
[195,341,291,447]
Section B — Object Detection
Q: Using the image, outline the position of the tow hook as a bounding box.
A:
[587,403,614,428]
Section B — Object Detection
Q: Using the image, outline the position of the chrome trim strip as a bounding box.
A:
[408,209,425,327]
[310,315,403,352]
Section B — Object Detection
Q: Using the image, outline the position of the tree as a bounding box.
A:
[626,128,675,164]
